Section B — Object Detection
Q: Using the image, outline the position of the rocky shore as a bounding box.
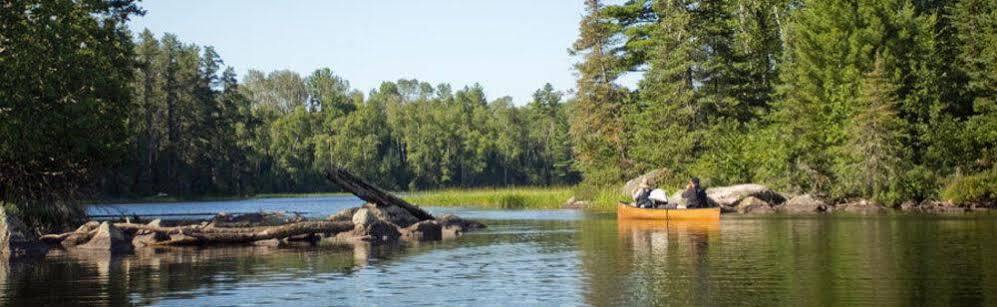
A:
[564,169,995,214]
[0,204,485,261]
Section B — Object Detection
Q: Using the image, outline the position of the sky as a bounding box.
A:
[127,0,590,104]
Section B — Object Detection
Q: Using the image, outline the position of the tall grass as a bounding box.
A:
[404,187,574,209]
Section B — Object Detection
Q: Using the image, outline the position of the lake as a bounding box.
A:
[2,196,995,306]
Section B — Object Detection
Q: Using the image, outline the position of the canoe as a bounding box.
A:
[617,203,721,221]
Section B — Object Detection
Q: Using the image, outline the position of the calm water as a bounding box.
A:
[2,196,995,306]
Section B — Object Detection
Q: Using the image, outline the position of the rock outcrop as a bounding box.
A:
[0,209,48,259]
[736,196,775,214]
[132,219,169,248]
[328,207,360,222]
[77,222,133,253]
[352,208,377,226]
[707,184,786,208]
[621,168,672,197]
[836,200,888,215]
[776,194,829,214]
[361,203,419,228]
[401,220,443,241]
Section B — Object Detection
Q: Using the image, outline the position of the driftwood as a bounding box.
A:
[325,167,434,221]
[150,221,354,246]
[42,221,354,247]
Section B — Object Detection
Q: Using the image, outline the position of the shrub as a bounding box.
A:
[942,168,997,204]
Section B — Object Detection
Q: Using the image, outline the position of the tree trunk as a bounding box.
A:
[324,167,434,221]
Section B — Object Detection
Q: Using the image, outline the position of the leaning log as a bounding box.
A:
[325,167,434,221]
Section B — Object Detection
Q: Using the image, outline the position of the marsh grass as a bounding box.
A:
[405,187,573,209]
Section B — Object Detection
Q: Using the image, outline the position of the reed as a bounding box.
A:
[405,187,573,209]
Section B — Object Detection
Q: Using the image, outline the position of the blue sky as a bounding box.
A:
[128,0,591,104]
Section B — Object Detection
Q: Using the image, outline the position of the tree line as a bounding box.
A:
[100,30,580,198]
[570,0,995,205]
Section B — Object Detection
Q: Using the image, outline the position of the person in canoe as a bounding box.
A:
[632,178,673,209]
[682,177,709,208]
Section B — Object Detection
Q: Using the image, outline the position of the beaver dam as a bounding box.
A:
[9,168,485,257]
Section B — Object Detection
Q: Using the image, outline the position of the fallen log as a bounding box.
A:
[325,167,434,221]
[151,221,354,246]
[43,220,355,247]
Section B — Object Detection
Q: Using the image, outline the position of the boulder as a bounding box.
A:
[707,184,786,207]
[352,208,377,227]
[352,220,401,244]
[776,194,828,214]
[736,196,774,214]
[60,221,101,248]
[132,219,168,248]
[328,207,360,222]
[437,214,486,231]
[362,203,420,228]
[899,200,965,214]
[401,220,442,241]
[836,200,888,215]
[0,209,48,259]
[621,168,672,197]
[77,222,133,253]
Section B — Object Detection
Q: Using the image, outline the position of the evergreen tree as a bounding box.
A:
[570,0,633,186]
[834,55,910,203]
[628,0,699,187]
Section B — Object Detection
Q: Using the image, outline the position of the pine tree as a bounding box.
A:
[953,0,997,171]
[570,0,632,186]
[764,0,938,196]
[628,0,699,186]
[835,55,910,203]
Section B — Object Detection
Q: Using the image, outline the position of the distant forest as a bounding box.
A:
[103,31,580,197]
[2,0,996,228]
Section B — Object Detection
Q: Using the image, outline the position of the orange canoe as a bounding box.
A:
[617,203,721,221]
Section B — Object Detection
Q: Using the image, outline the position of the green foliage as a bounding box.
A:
[0,0,142,230]
[99,32,581,197]
[573,0,994,205]
[569,0,635,187]
[405,188,574,209]
[942,168,997,204]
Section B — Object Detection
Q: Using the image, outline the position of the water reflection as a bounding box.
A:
[1,211,996,305]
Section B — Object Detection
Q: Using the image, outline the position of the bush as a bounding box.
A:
[942,168,997,204]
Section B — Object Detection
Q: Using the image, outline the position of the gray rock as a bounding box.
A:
[836,200,888,215]
[401,220,442,241]
[362,203,420,228]
[621,168,672,197]
[736,196,774,214]
[777,194,828,214]
[437,214,486,231]
[0,209,47,259]
[707,184,786,207]
[352,208,376,227]
[78,222,133,254]
[328,207,360,222]
[132,219,168,248]
[352,220,401,244]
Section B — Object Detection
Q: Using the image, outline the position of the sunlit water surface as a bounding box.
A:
[1,196,995,306]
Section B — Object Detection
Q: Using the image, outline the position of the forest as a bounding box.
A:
[101,30,579,198]
[569,0,996,205]
[1,0,995,229]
